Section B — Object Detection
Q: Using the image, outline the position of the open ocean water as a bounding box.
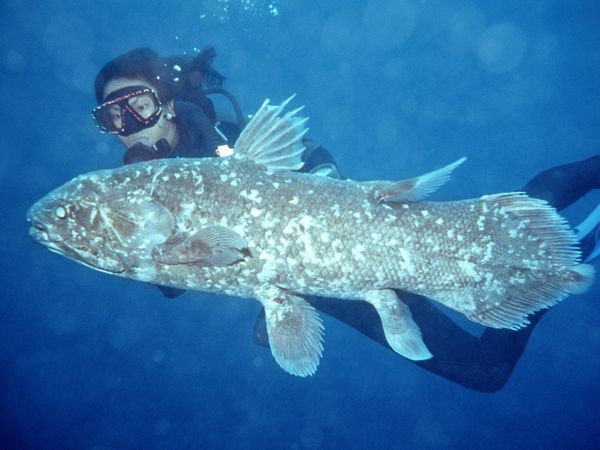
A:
[1,1,599,449]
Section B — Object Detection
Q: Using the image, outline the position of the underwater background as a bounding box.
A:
[2,0,600,448]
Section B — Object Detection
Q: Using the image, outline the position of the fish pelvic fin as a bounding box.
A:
[365,157,467,204]
[363,289,432,360]
[233,96,308,173]
[255,286,324,377]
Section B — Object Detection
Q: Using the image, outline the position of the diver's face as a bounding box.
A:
[102,77,179,149]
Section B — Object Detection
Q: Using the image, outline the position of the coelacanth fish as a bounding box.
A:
[27,97,594,376]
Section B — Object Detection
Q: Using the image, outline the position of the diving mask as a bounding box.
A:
[92,86,162,136]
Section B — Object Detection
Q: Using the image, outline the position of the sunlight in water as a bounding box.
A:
[199,0,281,23]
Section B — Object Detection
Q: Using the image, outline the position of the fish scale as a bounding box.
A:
[28,97,594,376]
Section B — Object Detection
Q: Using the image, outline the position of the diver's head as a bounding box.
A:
[93,48,179,150]
[95,77,179,150]
[93,47,226,155]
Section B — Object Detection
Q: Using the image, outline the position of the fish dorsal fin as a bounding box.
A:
[368,157,467,204]
[233,95,308,173]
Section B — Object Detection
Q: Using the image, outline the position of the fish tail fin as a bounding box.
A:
[435,193,595,329]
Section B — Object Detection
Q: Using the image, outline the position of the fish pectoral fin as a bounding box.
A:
[256,286,324,377]
[233,96,307,173]
[152,225,250,266]
[363,289,432,361]
[367,157,467,204]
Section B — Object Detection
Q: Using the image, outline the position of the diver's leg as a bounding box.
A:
[523,154,600,261]
[575,202,600,262]
[445,155,600,388]
[522,154,600,210]
[409,297,547,393]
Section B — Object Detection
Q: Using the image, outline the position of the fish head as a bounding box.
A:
[27,171,129,275]
[28,166,177,279]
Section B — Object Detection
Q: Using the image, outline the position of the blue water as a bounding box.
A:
[2,1,600,448]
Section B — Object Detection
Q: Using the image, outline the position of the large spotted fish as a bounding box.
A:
[28,97,594,376]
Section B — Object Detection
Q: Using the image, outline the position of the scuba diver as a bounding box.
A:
[92,47,600,392]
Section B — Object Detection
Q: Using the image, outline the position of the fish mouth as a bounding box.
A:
[28,218,50,243]
[30,229,126,275]
[28,222,73,257]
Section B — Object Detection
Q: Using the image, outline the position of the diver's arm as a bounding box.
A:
[299,139,343,179]
[173,100,227,157]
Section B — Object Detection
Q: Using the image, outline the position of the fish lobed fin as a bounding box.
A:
[365,157,467,204]
[255,286,324,377]
[363,289,432,360]
[233,96,308,173]
[152,225,249,266]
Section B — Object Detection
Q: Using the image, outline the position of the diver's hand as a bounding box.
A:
[123,139,172,165]
[153,138,172,158]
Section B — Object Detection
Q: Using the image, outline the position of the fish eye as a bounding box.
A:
[55,206,67,219]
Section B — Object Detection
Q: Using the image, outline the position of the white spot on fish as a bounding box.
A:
[240,189,262,203]
[483,241,495,262]
[250,208,262,217]
[299,216,315,228]
[351,244,366,261]
[458,260,478,278]
[257,258,278,283]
